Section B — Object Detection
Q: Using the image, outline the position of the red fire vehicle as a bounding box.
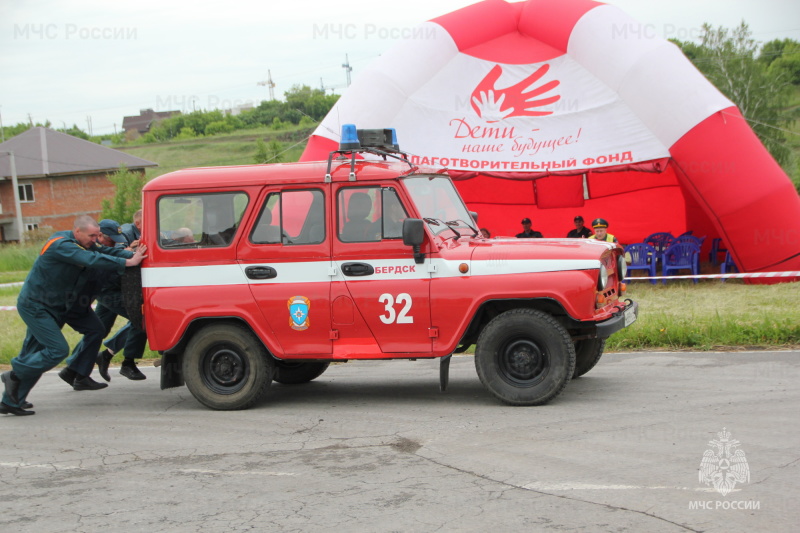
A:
[138,126,637,410]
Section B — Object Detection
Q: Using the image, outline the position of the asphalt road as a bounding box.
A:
[1,350,797,532]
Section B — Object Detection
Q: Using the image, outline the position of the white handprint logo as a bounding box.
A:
[471,64,560,123]
[471,90,514,123]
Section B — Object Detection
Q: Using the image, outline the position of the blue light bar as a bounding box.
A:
[339,124,361,150]
[388,128,399,151]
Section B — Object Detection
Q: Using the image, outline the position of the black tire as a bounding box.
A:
[183,323,273,410]
[121,266,144,331]
[475,309,575,406]
[572,338,606,379]
[274,361,330,385]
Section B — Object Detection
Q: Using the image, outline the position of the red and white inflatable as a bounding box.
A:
[302,0,800,275]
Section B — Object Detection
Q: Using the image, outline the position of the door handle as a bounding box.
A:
[245,266,277,279]
[341,262,374,277]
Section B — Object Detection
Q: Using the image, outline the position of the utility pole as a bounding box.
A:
[257,69,276,100]
[86,116,93,136]
[342,54,352,87]
[2,151,25,242]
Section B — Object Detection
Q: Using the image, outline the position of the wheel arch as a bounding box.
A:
[455,298,573,351]
[160,316,277,390]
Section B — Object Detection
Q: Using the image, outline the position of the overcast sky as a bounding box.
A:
[1,0,798,136]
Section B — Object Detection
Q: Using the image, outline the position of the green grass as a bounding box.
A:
[0,241,42,272]
[607,281,800,351]
[116,125,313,181]
[2,280,799,365]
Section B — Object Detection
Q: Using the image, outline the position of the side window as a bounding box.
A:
[251,189,324,245]
[379,188,407,240]
[338,187,381,243]
[157,192,248,248]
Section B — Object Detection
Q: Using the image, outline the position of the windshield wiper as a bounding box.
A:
[424,217,461,240]
[448,219,479,238]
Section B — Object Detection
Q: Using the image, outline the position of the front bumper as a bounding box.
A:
[594,300,638,338]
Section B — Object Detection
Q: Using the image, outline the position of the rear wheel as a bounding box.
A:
[572,338,606,378]
[274,361,330,385]
[183,324,273,410]
[475,309,575,405]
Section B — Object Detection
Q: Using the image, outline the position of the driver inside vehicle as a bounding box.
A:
[381,195,407,239]
[251,207,281,244]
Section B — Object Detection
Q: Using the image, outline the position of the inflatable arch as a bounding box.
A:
[301,0,800,275]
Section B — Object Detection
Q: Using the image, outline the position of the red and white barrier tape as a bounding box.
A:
[626,271,800,281]
[2,272,799,312]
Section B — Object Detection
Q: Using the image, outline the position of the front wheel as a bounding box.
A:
[274,361,330,385]
[572,338,606,378]
[183,323,273,410]
[475,309,575,405]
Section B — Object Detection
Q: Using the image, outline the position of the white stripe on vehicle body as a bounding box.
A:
[142,258,602,288]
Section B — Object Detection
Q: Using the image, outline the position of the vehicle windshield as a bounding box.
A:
[402,175,476,236]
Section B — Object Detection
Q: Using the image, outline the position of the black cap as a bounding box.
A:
[591,218,609,229]
[574,215,584,222]
[99,219,126,244]
[521,218,531,224]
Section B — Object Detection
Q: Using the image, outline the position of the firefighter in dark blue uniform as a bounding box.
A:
[62,219,134,387]
[71,218,150,382]
[1,216,147,416]
[121,209,142,247]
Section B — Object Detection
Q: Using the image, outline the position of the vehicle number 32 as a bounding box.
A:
[378,293,413,324]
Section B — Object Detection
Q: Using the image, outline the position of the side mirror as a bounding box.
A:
[469,211,479,225]
[402,219,425,264]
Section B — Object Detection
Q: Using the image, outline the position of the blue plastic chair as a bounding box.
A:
[720,251,738,282]
[644,232,675,257]
[675,235,705,247]
[675,235,705,271]
[624,243,657,284]
[662,241,700,283]
[709,238,727,265]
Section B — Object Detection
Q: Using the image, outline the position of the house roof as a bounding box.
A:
[0,127,157,179]
[122,108,180,133]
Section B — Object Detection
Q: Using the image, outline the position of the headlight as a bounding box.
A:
[597,264,609,291]
[617,254,627,280]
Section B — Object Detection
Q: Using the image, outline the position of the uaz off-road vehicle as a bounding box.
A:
[135,126,637,410]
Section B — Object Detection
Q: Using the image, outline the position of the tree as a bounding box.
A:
[59,124,89,140]
[266,140,284,163]
[204,120,233,136]
[284,85,340,121]
[253,139,284,163]
[759,38,800,85]
[673,23,797,168]
[253,139,269,164]
[101,164,146,223]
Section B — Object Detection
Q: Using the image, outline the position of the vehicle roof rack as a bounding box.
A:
[325,124,413,182]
